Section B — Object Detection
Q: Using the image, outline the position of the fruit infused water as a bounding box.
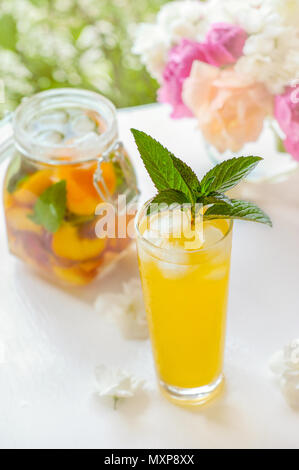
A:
[136,205,233,404]
[3,90,138,286]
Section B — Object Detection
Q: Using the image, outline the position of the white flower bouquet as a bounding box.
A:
[133,0,299,177]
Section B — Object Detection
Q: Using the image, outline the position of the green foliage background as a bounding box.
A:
[0,0,171,117]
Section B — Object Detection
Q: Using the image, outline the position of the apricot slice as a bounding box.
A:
[53,265,95,286]
[80,258,104,273]
[56,162,116,216]
[4,190,14,210]
[52,223,107,261]
[6,207,43,235]
[14,170,54,206]
[8,232,50,270]
[108,237,132,254]
[21,232,50,267]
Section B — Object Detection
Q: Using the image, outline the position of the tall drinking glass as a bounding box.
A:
[136,201,233,406]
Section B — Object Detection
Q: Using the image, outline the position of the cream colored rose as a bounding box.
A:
[182,61,273,153]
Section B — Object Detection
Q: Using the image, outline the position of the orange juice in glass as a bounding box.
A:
[131,128,271,406]
[136,203,233,405]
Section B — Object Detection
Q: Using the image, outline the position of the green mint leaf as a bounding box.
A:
[7,173,29,194]
[131,129,200,203]
[147,189,189,214]
[132,130,271,228]
[29,181,67,233]
[65,212,95,226]
[6,155,22,193]
[200,157,262,194]
[170,155,201,196]
[201,192,233,206]
[200,176,216,195]
[15,174,30,189]
[204,199,272,227]
[6,155,33,194]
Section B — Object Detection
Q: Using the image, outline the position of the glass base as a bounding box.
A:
[159,374,224,407]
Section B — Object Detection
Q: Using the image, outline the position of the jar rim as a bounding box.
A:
[13,88,118,164]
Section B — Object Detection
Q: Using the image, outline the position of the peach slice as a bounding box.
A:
[8,231,50,270]
[80,258,104,273]
[52,223,107,261]
[6,207,43,235]
[53,265,95,286]
[56,161,116,216]
[4,190,14,210]
[21,232,50,267]
[14,170,54,206]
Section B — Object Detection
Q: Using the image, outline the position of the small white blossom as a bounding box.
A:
[157,0,207,42]
[133,24,170,81]
[270,339,299,410]
[133,0,208,81]
[271,0,299,27]
[95,365,145,408]
[95,278,148,340]
[236,23,299,94]
[212,0,299,94]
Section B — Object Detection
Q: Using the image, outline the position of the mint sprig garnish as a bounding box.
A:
[29,180,67,233]
[151,189,189,206]
[131,129,200,204]
[205,199,272,226]
[131,129,272,227]
[203,192,233,206]
[199,156,262,194]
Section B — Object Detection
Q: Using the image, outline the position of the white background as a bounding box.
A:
[0,104,298,449]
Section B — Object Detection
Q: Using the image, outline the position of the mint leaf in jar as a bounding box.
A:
[6,155,33,194]
[29,181,67,233]
[65,212,95,226]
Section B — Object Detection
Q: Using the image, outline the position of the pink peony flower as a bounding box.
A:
[275,85,299,161]
[158,39,209,119]
[158,24,247,119]
[204,23,247,67]
[182,61,273,153]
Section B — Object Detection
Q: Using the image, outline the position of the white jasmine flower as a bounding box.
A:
[133,24,170,81]
[95,278,148,340]
[157,0,207,42]
[236,22,299,94]
[133,0,208,81]
[206,0,270,32]
[272,0,299,27]
[95,365,145,408]
[270,339,299,374]
[223,0,299,94]
[270,339,299,409]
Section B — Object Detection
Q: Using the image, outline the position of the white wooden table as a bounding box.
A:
[0,104,298,449]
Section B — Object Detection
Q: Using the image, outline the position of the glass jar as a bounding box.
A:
[1,89,139,286]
